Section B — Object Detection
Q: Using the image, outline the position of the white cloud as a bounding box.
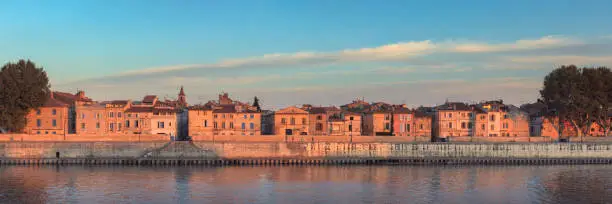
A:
[110,35,580,77]
[504,55,612,65]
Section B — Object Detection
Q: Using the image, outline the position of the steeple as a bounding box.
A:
[177,86,187,107]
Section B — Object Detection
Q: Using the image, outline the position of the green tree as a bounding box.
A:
[540,65,612,139]
[0,60,50,132]
[252,96,261,112]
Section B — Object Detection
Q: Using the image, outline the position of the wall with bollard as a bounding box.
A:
[2,141,612,160]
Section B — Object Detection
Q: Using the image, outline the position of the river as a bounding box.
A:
[0,165,611,203]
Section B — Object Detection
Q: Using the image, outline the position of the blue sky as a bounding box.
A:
[1,0,612,109]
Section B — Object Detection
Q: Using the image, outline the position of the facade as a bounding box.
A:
[187,93,261,136]
[363,111,392,136]
[187,106,213,137]
[392,108,413,136]
[434,102,474,138]
[274,106,309,135]
[103,100,131,134]
[24,93,69,135]
[75,103,107,135]
[413,111,432,137]
[305,106,341,136]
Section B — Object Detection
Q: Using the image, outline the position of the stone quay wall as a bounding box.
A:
[1,141,612,161]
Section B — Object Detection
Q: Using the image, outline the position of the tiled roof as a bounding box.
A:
[105,100,129,105]
[393,108,412,114]
[125,107,153,112]
[414,111,432,117]
[308,106,339,114]
[436,102,472,111]
[142,95,157,103]
[213,105,236,113]
[187,105,212,111]
[153,108,177,114]
[43,95,69,107]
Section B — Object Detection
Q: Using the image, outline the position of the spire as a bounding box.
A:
[179,86,185,96]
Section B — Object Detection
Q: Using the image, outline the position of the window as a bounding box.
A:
[96,122,100,129]
[350,116,354,121]
[222,122,226,129]
[109,112,114,118]
[490,115,495,121]
[481,124,485,130]
[222,114,225,119]
[230,114,233,119]
[214,122,218,129]
[420,124,424,130]
[229,122,234,129]
[405,124,410,132]
[204,120,208,127]
[36,110,41,115]
[302,118,306,124]
[37,131,40,134]
[385,115,390,120]
[244,114,247,119]
[45,131,48,134]
[250,123,254,129]
[110,123,114,131]
[461,122,466,129]
[214,114,218,119]
[118,112,122,118]
[385,123,390,130]
[316,123,323,131]
[250,114,254,119]
[290,118,296,125]
[158,122,165,128]
[503,123,508,129]
[281,118,286,124]
[81,123,85,129]
[468,122,473,129]
[128,114,132,118]
[118,123,122,131]
[52,109,57,115]
[126,120,130,128]
[52,119,57,127]
[81,113,85,119]
[480,115,485,120]
[136,114,139,118]
[242,123,246,130]
[317,115,322,120]
[448,113,453,118]
[490,124,495,131]
[448,122,453,129]
[52,131,56,134]
[468,113,473,118]
[95,113,100,119]
[169,122,172,127]
[36,119,41,127]
[504,114,509,119]
[135,120,139,128]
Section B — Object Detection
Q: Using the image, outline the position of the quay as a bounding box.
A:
[1,141,612,166]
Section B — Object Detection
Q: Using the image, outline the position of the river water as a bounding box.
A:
[0,165,611,204]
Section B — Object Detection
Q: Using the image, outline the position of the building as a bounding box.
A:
[337,111,362,136]
[102,100,131,134]
[434,102,474,138]
[187,92,261,136]
[274,106,309,135]
[392,108,413,136]
[75,102,107,135]
[305,106,341,136]
[53,90,95,134]
[261,110,275,135]
[24,92,69,135]
[413,110,433,137]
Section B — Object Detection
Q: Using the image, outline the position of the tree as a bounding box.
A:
[540,65,612,139]
[0,60,50,132]
[252,96,261,112]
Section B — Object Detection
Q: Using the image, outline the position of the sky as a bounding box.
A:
[1,0,612,109]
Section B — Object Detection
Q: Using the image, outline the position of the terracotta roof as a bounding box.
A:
[309,106,339,114]
[213,105,236,113]
[153,108,177,114]
[436,102,472,111]
[143,95,157,103]
[414,111,432,117]
[125,107,153,112]
[104,100,129,105]
[393,108,412,114]
[188,105,212,111]
[43,95,69,107]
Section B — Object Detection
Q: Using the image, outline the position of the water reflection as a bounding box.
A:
[0,165,611,203]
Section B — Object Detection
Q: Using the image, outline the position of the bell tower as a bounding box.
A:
[178,86,187,107]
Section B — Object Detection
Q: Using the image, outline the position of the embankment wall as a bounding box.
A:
[2,141,612,160]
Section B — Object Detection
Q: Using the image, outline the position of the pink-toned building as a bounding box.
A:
[188,93,261,137]
[304,106,341,136]
[413,111,432,137]
[274,106,309,135]
[392,108,413,136]
[24,93,69,135]
[434,102,474,138]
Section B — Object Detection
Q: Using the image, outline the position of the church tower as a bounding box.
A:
[178,86,187,107]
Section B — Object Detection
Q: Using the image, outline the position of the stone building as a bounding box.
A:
[433,102,474,138]
[274,106,309,135]
[413,110,433,137]
[392,108,413,136]
[187,92,261,137]
[305,106,341,136]
[24,92,69,135]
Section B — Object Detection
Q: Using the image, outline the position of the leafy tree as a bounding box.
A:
[0,60,50,132]
[540,65,612,139]
[252,96,261,112]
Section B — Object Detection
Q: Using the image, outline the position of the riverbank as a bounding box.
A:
[1,141,612,166]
